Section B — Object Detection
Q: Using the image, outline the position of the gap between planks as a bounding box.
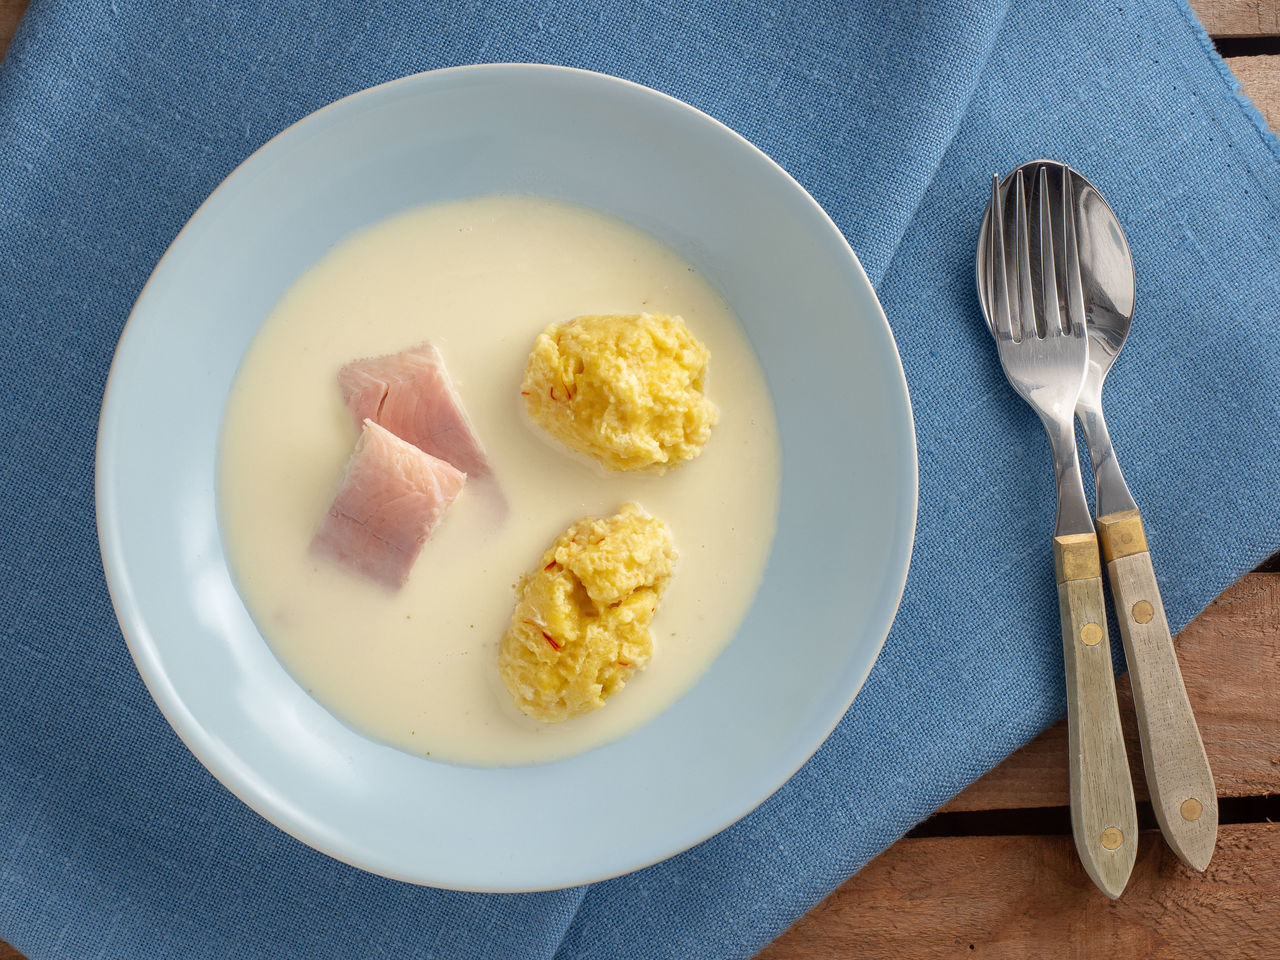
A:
[913,794,1280,839]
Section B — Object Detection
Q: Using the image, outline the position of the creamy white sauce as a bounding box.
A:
[218,195,781,766]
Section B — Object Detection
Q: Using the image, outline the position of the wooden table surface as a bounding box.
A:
[1,3,1276,959]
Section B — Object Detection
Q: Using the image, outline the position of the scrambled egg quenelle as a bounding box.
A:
[499,503,676,722]
[522,313,719,471]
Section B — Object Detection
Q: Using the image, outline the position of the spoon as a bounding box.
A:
[977,160,1218,873]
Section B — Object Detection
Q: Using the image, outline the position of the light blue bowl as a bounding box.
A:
[96,64,917,891]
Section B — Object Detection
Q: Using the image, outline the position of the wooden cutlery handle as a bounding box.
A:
[1097,509,1218,872]
[1054,533,1139,898]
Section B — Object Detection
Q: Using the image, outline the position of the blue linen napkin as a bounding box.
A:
[2,0,1278,956]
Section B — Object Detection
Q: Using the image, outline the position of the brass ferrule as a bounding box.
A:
[1053,532,1102,583]
[1096,509,1148,563]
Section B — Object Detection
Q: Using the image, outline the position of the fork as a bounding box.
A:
[987,166,1139,898]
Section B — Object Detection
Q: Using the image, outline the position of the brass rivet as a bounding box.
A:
[1121,531,1133,544]
[1080,623,1103,646]
[1181,797,1203,822]
[1132,600,1155,624]
[1101,827,1123,850]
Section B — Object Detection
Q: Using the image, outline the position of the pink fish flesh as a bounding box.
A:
[311,419,466,589]
[338,343,490,478]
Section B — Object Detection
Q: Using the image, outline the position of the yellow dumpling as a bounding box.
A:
[521,313,719,471]
[499,503,676,722]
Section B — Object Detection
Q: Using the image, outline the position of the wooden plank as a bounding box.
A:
[1233,55,1280,132]
[1191,0,1280,36]
[945,573,1280,812]
[0,0,25,57]
[758,823,1280,960]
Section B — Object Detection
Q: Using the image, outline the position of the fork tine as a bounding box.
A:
[1038,166,1065,335]
[1013,168,1037,340]
[989,174,1014,341]
[1061,166,1087,339]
